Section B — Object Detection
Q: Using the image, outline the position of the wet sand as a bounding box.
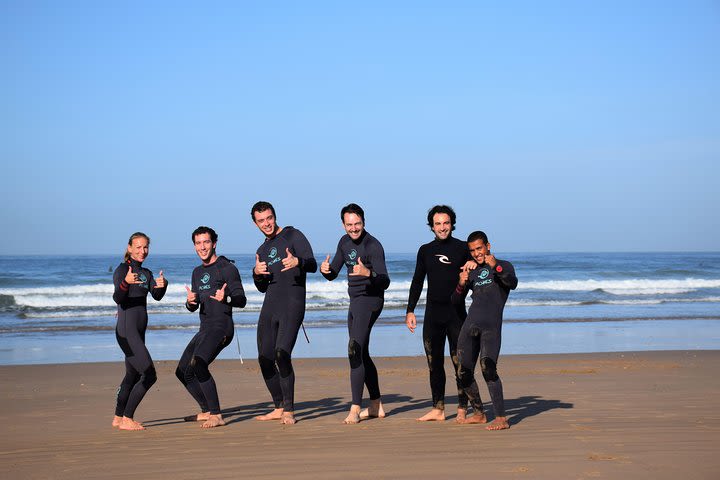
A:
[1,351,718,479]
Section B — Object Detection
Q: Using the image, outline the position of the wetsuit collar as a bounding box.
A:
[351,230,368,245]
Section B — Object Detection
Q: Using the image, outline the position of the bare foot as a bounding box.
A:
[343,405,362,424]
[281,412,296,425]
[255,408,284,421]
[416,408,445,422]
[201,414,225,428]
[359,399,386,419]
[486,416,509,430]
[455,408,468,424]
[460,411,487,424]
[184,412,211,422]
[118,416,145,431]
[112,415,122,428]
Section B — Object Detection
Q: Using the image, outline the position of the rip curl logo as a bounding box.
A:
[479,269,490,280]
[269,247,278,259]
[435,254,451,265]
[201,273,210,284]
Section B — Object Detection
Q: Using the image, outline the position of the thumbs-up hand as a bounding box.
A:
[458,268,470,287]
[320,254,331,274]
[154,270,166,289]
[349,257,370,277]
[211,283,227,302]
[281,247,299,272]
[254,254,269,275]
[185,285,197,305]
[125,266,142,284]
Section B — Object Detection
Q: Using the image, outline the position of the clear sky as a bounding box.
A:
[2,1,718,255]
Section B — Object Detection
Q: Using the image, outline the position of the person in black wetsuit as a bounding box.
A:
[320,203,390,424]
[250,201,317,425]
[112,232,167,431]
[177,226,247,428]
[451,230,517,430]
[405,205,475,422]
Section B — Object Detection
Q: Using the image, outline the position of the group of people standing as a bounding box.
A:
[111,203,517,431]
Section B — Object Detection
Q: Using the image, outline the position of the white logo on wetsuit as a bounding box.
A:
[435,254,451,264]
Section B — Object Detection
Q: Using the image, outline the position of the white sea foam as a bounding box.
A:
[521,278,720,295]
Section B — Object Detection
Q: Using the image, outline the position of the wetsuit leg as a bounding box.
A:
[176,333,209,412]
[479,326,505,418]
[257,308,283,409]
[422,302,448,410]
[446,305,469,409]
[190,328,232,415]
[347,296,383,406]
[114,311,156,419]
[456,321,484,413]
[274,298,304,412]
[115,357,140,417]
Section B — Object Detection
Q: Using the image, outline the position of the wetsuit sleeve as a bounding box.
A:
[293,230,317,273]
[406,248,426,313]
[494,260,518,290]
[150,270,168,301]
[112,264,130,305]
[253,270,270,293]
[223,263,247,308]
[450,272,471,306]
[367,241,390,291]
[322,241,344,281]
[186,272,199,312]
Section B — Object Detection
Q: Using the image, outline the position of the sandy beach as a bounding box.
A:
[1,351,718,479]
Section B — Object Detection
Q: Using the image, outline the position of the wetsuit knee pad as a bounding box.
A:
[175,366,187,385]
[190,356,211,383]
[258,355,276,379]
[142,366,157,389]
[348,339,362,369]
[480,357,499,382]
[275,349,293,378]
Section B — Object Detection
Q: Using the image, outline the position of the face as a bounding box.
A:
[468,239,491,264]
[193,233,217,263]
[253,209,277,237]
[431,213,452,241]
[127,237,149,263]
[343,213,365,241]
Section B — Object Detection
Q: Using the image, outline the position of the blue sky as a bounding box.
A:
[2,1,718,255]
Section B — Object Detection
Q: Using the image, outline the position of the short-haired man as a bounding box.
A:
[321,203,390,424]
[177,226,247,428]
[452,230,517,430]
[251,201,317,425]
[406,205,472,422]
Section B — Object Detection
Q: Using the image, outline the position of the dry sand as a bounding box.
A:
[1,351,718,479]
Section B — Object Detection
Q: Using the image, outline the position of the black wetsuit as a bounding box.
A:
[253,226,317,412]
[406,236,470,410]
[176,256,246,415]
[113,259,167,419]
[322,231,390,406]
[451,259,517,418]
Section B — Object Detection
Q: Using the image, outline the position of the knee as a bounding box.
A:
[275,349,293,378]
[190,356,211,383]
[175,366,186,385]
[480,357,499,382]
[458,366,475,388]
[122,371,141,385]
[258,355,276,379]
[142,366,157,389]
[348,339,362,369]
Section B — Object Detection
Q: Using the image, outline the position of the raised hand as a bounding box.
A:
[154,270,166,289]
[461,260,477,272]
[281,247,299,272]
[484,252,497,268]
[320,254,331,274]
[185,285,198,305]
[458,268,470,287]
[211,283,227,302]
[405,312,417,333]
[254,254,269,275]
[125,266,142,284]
[349,257,370,277]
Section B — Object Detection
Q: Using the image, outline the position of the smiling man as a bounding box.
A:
[251,201,317,425]
[405,205,473,422]
[320,203,390,424]
[177,226,247,428]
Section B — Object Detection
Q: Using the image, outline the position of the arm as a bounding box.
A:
[450,269,471,306]
[406,249,426,314]
[493,260,518,290]
[150,270,168,301]
[253,251,270,293]
[112,264,130,305]
[293,231,317,274]
[321,242,344,281]
[367,241,390,291]
[185,273,199,312]
[222,263,247,308]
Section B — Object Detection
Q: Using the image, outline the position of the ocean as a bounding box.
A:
[1,252,719,365]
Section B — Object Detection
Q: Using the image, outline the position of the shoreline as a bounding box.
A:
[1,351,718,478]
